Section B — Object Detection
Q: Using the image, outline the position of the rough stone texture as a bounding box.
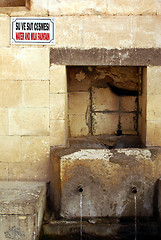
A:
[51,48,161,66]
[0,136,20,162]
[50,119,68,146]
[92,87,119,111]
[8,108,49,136]
[0,48,49,80]
[108,0,156,15]
[69,114,89,137]
[0,81,22,107]
[49,0,107,15]
[50,93,67,120]
[146,66,161,146]
[0,109,8,135]
[0,16,10,47]
[147,66,161,95]
[8,160,50,181]
[0,181,46,240]
[50,147,156,219]
[50,65,67,94]
[23,81,49,107]
[21,136,50,163]
[93,113,119,135]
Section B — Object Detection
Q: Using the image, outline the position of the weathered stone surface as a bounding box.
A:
[54,16,83,48]
[0,109,8,135]
[108,0,156,15]
[23,81,49,107]
[146,121,161,146]
[147,66,161,95]
[0,136,20,162]
[50,119,68,146]
[93,113,119,135]
[50,93,67,120]
[69,114,89,137]
[0,48,49,80]
[68,92,90,115]
[49,0,107,15]
[92,87,119,111]
[50,148,155,218]
[0,163,8,181]
[0,16,10,47]
[21,136,50,163]
[8,161,50,181]
[0,181,46,240]
[9,108,49,136]
[0,81,22,107]
[50,65,67,94]
[83,16,133,49]
[51,48,161,66]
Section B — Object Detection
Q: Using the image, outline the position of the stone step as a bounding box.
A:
[0,181,46,240]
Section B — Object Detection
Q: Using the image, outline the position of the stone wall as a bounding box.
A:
[0,0,160,181]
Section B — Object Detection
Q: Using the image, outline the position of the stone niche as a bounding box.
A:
[67,66,143,141]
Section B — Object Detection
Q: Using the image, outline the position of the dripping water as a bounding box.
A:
[80,192,83,240]
[134,195,137,240]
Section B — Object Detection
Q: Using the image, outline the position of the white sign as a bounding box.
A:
[11,17,55,45]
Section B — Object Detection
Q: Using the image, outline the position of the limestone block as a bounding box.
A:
[21,136,50,162]
[0,16,10,47]
[0,48,49,80]
[50,119,67,146]
[9,108,49,136]
[156,16,161,47]
[83,16,133,48]
[108,0,156,15]
[69,114,89,137]
[134,16,156,48]
[49,0,107,15]
[0,182,46,240]
[30,0,48,15]
[146,121,161,146]
[68,92,90,115]
[156,0,161,15]
[51,148,154,218]
[50,93,67,120]
[93,113,119,135]
[8,161,50,181]
[121,96,137,112]
[120,113,137,132]
[50,65,67,94]
[0,163,8,180]
[147,66,161,95]
[23,81,49,107]
[0,81,22,107]
[54,16,83,48]
[92,87,119,111]
[0,109,8,135]
[147,95,161,121]
[0,136,20,162]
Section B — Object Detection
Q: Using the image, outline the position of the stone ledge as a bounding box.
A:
[0,181,46,240]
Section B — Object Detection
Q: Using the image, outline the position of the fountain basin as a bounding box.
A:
[40,218,160,240]
[50,144,160,219]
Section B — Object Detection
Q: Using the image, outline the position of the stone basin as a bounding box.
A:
[50,142,160,219]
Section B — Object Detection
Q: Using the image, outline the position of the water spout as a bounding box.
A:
[132,186,137,194]
[78,185,83,193]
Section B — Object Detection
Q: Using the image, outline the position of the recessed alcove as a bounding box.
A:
[67,66,146,148]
